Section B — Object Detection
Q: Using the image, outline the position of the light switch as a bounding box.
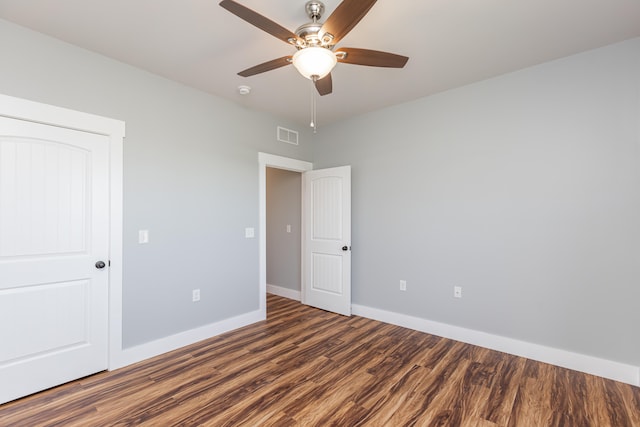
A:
[138,230,149,244]
[245,227,255,238]
[454,286,462,298]
[286,224,291,233]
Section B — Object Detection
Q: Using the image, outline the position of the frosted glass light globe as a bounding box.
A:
[292,47,337,80]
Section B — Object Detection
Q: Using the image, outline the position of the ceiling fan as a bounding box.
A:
[219,0,409,96]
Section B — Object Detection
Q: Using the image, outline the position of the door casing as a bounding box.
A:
[258,153,312,316]
[259,153,352,316]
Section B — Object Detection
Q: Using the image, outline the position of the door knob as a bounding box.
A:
[342,246,349,251]
[95,261,106,269]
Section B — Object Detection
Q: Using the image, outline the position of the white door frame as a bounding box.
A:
[0,93,125,370]
[258,153,312,316]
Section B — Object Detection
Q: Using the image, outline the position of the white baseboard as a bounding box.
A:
[107,296,639,387]
[267,284,301,301]
[109,309,264,370]
[352,304,640,387]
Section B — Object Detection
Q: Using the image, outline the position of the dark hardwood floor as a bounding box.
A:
[1,294,639,426]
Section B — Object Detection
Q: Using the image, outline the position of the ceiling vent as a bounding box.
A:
[277,126,299,145]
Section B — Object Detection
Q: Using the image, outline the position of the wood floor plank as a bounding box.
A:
[1,294,638,426]
[355,364,436,426]
[481,353,526,425]
[456,349,504,425]
[204,357,330,426]
[601,376,637,427]
[392,341,474,426]
[619,381,640,426]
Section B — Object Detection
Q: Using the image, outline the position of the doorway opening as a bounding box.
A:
[258,153,312,318]
[266,167,302,303]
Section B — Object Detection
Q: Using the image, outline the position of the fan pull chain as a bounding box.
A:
[310,76,317,133]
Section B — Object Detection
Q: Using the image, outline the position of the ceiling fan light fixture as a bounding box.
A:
[292,47,337,80]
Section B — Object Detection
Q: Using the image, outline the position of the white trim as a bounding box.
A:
[0,93,125,373]
[110,310,263,369]
[352,304,640,386]
[267,284,301,301]
[0,94,124,137]
[258,153,312,318]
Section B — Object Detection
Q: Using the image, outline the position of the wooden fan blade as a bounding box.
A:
[336,48,409,68]
[314,74,333,96]
[320,0,377,45]
[220,0,301,45]
[238,56,292,77]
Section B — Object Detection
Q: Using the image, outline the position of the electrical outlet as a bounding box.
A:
[454,286,462,298]
[138,229,149,244]
[192,289,201,302]
[399,280,407,291]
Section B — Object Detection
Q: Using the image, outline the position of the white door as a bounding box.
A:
[302,166,351,316]
[0,116,109,404]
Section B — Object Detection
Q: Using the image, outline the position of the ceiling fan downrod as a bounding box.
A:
[305,1,325,21]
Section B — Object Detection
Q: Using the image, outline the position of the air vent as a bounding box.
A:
[277,126,299,145]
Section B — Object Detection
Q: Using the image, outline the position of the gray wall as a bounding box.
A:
[266,168,301,291]
[312,38,640,367]
[0,19,313,348]
[3,16,639,369]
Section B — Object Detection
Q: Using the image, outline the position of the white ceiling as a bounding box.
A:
[1,0,639,127]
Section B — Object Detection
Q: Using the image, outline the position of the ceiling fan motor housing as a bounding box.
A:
[295,22,324,47]
[296,2,334,48]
